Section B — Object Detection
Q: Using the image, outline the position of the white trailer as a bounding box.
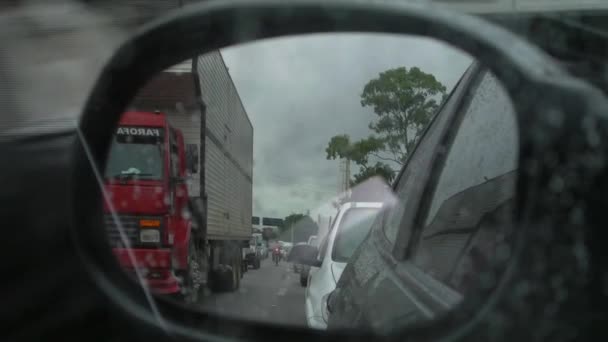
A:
[130,52,254,292]
[190,51,255,291]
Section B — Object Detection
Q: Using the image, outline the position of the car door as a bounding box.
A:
[331,63,519,333]
[403,67,518,306]
[327,62,483,332]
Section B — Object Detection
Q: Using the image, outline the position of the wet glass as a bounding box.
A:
[99,32,518,333]
[331,208,379,262]
[105,138,164,180]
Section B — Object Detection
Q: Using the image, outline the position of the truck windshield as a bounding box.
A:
[105,137,164,180]
[332,207,379,263]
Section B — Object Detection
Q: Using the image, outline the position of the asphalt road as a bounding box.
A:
[199,257,306,326]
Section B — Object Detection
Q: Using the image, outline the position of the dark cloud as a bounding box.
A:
[221,33,472,218]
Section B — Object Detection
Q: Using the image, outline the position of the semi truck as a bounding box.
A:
[103,51,253,299]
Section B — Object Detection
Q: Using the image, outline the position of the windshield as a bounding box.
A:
[104,135,164,180]
[331,207,380,263]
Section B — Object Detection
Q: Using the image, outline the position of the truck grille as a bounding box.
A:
[104,214,162,248]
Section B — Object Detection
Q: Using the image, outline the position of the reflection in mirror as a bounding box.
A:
[100,33,518,332]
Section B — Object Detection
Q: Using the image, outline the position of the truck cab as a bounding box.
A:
[103,110,196,295]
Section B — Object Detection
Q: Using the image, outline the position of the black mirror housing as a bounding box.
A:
[71,1,608,341]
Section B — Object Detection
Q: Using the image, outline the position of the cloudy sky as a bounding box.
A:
[220,33,472,220]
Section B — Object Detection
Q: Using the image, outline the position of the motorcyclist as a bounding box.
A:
[272,245,282,266]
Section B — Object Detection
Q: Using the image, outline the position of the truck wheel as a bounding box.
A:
[182,239,202,303]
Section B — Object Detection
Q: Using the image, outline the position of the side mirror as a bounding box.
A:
[185,144,199,174]
[74,0,608,338]
[287,244,321,267]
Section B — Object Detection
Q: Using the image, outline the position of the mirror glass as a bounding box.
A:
[101,32,518,332]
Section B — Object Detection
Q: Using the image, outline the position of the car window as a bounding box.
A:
[331,207,380,262]
[382,64,478,249]
[318,234,330,260]
[412,70,518,289]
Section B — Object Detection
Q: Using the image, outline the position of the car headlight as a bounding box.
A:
[140,229,160,243]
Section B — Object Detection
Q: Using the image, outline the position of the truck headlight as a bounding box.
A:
[140,229,160,243]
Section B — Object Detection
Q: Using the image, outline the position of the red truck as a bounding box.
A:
[104,110,197,295]
[103,52,253,299]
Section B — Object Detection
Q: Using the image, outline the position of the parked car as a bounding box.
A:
[303,202,382,329]
[326,63,519,331]
[281,242,293,259]
[245,233,264,269]
[299,235,319,286]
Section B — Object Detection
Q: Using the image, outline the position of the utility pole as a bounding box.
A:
[338,158,351,195]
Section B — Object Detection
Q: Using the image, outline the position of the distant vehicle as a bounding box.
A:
[271,244,283,266]
[260,240,269,259]
[280,242,293,259]
[245,233,264,269]
[304,202,382,329]
[292,242,309,273]
[253,234,268,259]
[299,235,319,286]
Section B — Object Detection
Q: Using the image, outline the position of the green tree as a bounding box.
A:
[326,66,447,185]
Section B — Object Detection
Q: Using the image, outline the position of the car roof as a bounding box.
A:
[339,201,383,210]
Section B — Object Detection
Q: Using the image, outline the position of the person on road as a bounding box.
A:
[272,246,282,266]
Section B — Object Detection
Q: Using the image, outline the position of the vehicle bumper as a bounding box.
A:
[112,248,180,294]
[113,248,172,268]
[140,270,181,294]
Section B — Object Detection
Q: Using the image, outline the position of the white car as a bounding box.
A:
[304,202,382,329]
